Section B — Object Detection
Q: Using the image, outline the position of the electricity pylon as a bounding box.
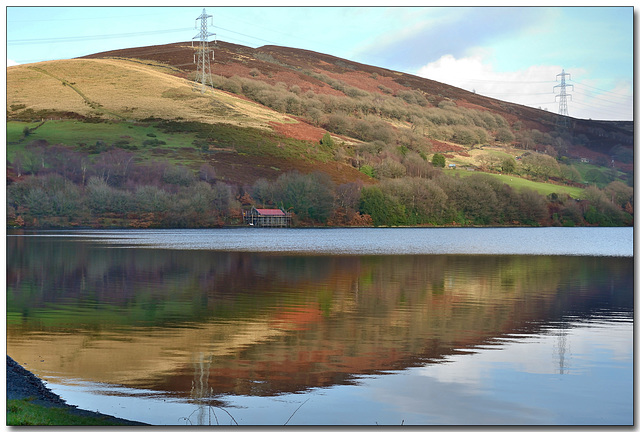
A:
[554,69,573,128]
[192,8,216,93]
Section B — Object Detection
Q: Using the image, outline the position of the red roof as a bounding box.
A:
[256,208,286,216]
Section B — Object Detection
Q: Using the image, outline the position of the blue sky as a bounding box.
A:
[4,5,634,121]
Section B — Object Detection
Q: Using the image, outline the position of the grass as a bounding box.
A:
[7,58,295,130]
[444,169,584,198]
[7,120,200,164]
[7,118,334,166]
[7,399,129,426]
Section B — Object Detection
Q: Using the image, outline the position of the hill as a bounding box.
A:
[80,41,633,154]
[6,41,634,228]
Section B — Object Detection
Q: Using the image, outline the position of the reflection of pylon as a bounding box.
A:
[191,352,213,425]
[552,320,570,375]
[192,8,216,93]
[554,69,573,128]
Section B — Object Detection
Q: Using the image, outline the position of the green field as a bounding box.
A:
[7,399,134,426]
[444,169,584,198]
[6,120,199,163]
[7,119,334,166]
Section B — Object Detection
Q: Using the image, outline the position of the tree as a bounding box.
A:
[93,149,136,187]
[501,156,516,174]
[320,132,335,148]
[86,176,131,214]
[432,153,446,168]
[359,186,406,226]
[380,178,448,225]
[251,177,275,206]
[162,164,195,187]
[269,171,336,222]
[558,164,581,183]
[335,182,362,211]
[135,185,170,213]
[374,157,406,179]
[198,164,217,183]
[517,188,548,225]
[604,181,633,208]
[520,153,559,180]
[495,127,515,143]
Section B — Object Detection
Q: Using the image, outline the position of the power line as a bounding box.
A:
[7,11,171,23]
[464,78,555,84]
[8,28,192,45]
[212,25,282,46]
[572,87,631,104]
[575,80,632,97]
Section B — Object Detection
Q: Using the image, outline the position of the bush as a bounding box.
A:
[142,138,166,147]
[432,153,446,168]
[501,157,516,174]
[495,127,515,143]
[86,176,131,214]
[162,165,196,187]
[320,132,335,148]
[374,157,406,179]
[359,165,375,177]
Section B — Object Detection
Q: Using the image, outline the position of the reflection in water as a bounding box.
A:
[6,233,633,425]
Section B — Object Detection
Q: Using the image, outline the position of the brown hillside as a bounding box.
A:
[80,40,633,158]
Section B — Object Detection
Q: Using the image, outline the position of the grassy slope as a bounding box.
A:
[444,170,584,198]
[7,58,295,128]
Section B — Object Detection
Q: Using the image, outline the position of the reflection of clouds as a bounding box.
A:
[418,321,632,386]
[568,322,633,363]
[365,320,632,425]
[367,370,548,425]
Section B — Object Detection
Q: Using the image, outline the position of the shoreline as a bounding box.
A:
[6,355,149,426]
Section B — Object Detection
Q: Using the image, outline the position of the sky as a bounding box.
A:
[4,5,634,121]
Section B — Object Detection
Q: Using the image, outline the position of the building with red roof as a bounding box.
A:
[243,207,292,227]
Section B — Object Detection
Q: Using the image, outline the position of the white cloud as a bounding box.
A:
[7,59,20,67]
[417,54,565,109]
[416,53,632,121]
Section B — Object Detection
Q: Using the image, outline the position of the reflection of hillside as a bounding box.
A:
[7,235,633,399]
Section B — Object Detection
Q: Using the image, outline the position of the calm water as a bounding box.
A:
[6,228,633,425]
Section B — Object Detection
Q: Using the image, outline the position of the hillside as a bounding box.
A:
[6,41,634,228]
[80,41,633,154]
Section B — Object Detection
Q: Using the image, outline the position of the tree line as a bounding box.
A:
[7,141,633,228]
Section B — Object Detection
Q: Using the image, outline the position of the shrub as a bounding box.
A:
[501,156,516,174]
[432,153,446,168]
[135,185,170,213]
[359,165,375,177]
[320,132,335,148]
[142,138,166,147]
[162,165,195,187]
[374,157,406,179]
[495,127,515,143]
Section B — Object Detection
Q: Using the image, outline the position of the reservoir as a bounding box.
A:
[6,227,633,425]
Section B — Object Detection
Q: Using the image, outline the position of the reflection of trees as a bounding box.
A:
[7,234,633,397]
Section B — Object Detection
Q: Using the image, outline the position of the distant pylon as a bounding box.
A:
[192,8,216,93]
[553,69,573,128]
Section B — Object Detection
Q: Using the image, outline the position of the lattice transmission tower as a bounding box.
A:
[192,8,216,93]
[553,69,573,128]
